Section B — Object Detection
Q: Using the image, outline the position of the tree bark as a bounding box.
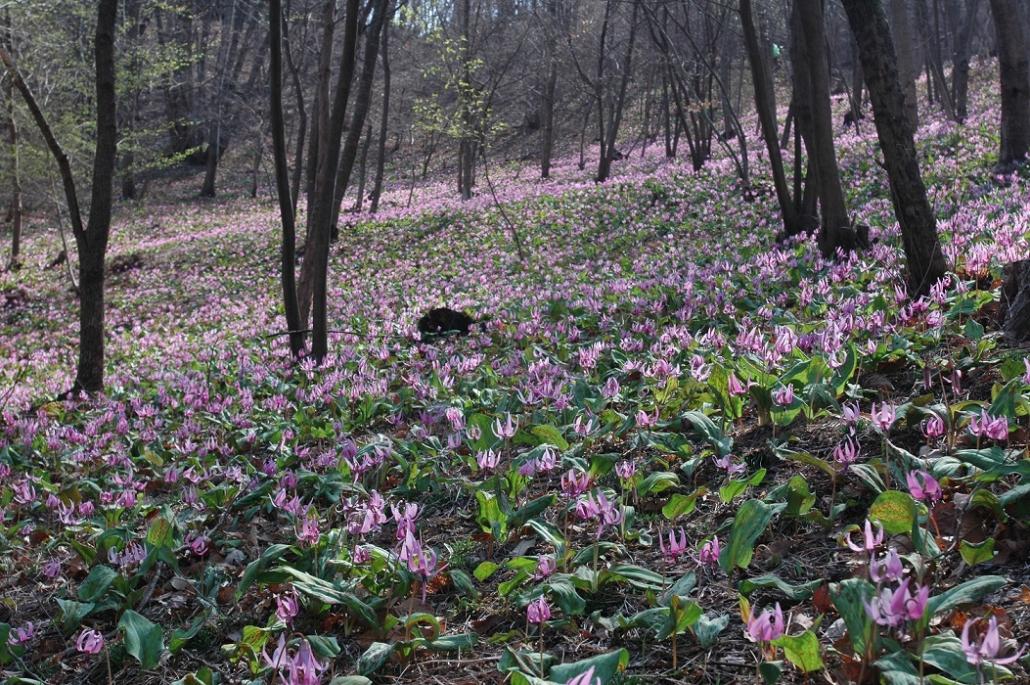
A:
[298,0,361,362]
[540,0,559,179]
[843,0,948,295]
[2,9,21,271]
[270,0,304,357]
[370,16,391,213]
[795,0,853,256]
[889,0,919,130]
[740,0,798,236]
[988,0,1030,170]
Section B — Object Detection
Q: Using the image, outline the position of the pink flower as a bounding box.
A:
[842,401,860,425]
[1023,358,1030,385]
[727,372,747,397]
[561,469,590,497]
[615,460,636,480]
[833,438,859,467]
[533,556,556,580]
[921,414,946,440]
[906,470,942,504]
[76,628,104,654]
[871,402,896,432]
[846,519,885,554]
[969,413,1008,442]
[493,413,518,440]
[773,384,795,407]
[298,514,320,546]
[476,449,499,471]
[868,548,905,583]
[276,588,300,624]
[697,536,720,566]
[527,596,551,625]
[961,616,1026,667]
[746,603,784,642]
[659,528,688,561]
[865,578,929,627]
[352,545,371,564]
[11,622,34,645]
[601,376,620,399]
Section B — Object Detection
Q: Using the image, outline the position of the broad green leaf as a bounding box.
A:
[958,538,995,567]
[474,561,500,581]
[549,648,629,684]
[830,578,875,655]
[695,612,729,648]
[118,610,164,670]
[868,490,916,535]
[78,565,118,602]
[718,499,786,573]
[56,599,94,633]
[738,574,821,601]
[357,642,394,676]
[531,425,569,450]
[773,630,823,673]
[928,575,1007,616]
[661,487,707,520]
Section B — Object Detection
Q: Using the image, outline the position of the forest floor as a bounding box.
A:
[1,67,1029,684]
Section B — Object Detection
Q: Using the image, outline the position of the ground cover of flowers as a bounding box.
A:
[1,76,1029,684]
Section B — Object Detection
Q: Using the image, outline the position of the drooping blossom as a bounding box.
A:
[564,665,601,685]
[773,384,795,407]
[76,628,104,654]
[659,528,688,561]
[561,469,590,497]
[727,372,747,397]
[615,460,636,481]
[746,603,784,643]
[533,556,556,580]
[968,413,1008,442]
[865,579,929,627]
[493,413,518,440]
[961,615,1026,667]
[697,536,720,566]
[868,548,905,584]
[846,519,885,554]
[275,588,300,624]
[871,403,896,432]
[906,470,943,504]
[527,596,551,625]
[833,438,859,467]
[921,414,946,440]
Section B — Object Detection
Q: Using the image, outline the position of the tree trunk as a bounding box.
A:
[540,0,559,178]
[843,0,948,295]
[2,10,21,271]
[354,122,373,211]
[988,0,1030,170]
[795,0,853,256]
[330,0,389,237]
[200,0,239,197]
[270,0,304,356]
[1000,260,1030,343]
[740,0,798,236]
[948,0,981,122]
[370,17,391,213]
[889,0,919,130]
[297,0,361,362]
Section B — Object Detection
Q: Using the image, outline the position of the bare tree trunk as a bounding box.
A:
[330,0,389,237]
[988,0,1030,171]
[740,0,798,236]
[370,16,391,213]
[843,0,948,295]
[353,122,373,211]
[540,0,559,178]
[889,0,919,130]
[2,9,21,271]
[298,0,361,361]
[200,0,239,197]
[948,0,981,122]
[270,0,304,356]
[795,0,854,256]
[283,6,308,213]
[1,0,119,392]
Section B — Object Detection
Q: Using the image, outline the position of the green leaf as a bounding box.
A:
[449,569,477,598]
[738,574,821,601]
[237,543,293,597]
[773,630,823,673]
[276,567,378,627]
[661,487,707,520]
[695,613,729,648]
[78,565,118,602]
[773,445,837,479]
[549,648,629,684]
[868,490,916,535]
[718,499,786,573]
[307,635,342,659]
[357,642,394,676]
[680,410,733,456]
[958,538,995,567]
[118,610,164,670]
[928,576,1007,616]
[56,599,95,633]
[146,515,175,549]
[531,424,569,450]
[169,611,210,654]
[474,561,500,581]
[329,678,373,685]
[759,660,784,685]
[921,634,1012,683]
[428,632,478,652]
[830,578,875,655]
